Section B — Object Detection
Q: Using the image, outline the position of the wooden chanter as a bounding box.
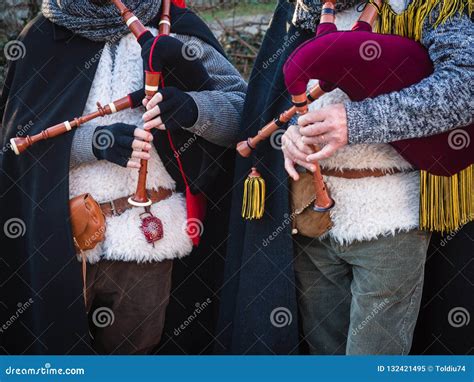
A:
[111,0,171,207]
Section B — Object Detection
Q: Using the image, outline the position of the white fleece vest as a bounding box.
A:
[69,29,193,263]
[307,0,419,244]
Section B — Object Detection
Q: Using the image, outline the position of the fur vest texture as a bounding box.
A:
[69,28,193,263]
[308,0,419,244]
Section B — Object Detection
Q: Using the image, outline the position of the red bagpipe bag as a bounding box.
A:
[283,0,473,232]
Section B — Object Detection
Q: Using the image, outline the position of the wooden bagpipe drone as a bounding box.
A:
[239,0,473,232]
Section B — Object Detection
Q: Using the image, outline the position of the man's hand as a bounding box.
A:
[281,125,317,181]
[298,103,348,162]
[92,123,153,169]
[142,87,198,131]
[140,35,212,91]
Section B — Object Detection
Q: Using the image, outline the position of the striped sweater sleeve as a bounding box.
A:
[344,12,473,144]
[174,34,248,147]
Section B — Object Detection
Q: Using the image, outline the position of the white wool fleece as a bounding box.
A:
[305,1,419,244]
[69,28,192,263]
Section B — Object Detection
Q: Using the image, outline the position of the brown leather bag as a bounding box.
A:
[290,171,333,238]
[69,193,106,252]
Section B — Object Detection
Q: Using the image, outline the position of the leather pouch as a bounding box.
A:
[290,171,333,238]
[69,193,106,252]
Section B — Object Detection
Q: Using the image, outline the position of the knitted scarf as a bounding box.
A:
[42,0,162,42]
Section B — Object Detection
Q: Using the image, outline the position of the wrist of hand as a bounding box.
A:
[155,87,198,131]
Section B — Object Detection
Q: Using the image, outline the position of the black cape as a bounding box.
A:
[0,5,233,354]
[216,0,474,355]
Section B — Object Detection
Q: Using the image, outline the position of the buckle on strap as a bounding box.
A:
[108,199,118,216]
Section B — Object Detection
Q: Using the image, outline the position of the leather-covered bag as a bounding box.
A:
[290,171,333,238]
[69,193,105,252]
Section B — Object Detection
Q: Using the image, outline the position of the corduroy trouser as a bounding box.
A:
[294,230,431,355]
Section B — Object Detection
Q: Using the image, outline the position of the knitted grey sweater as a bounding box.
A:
[345,11,473,144]
[71,33,247,166]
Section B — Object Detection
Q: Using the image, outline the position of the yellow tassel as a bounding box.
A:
[420,164,474,233]
[242,167,266,220]
[374,0,473,41]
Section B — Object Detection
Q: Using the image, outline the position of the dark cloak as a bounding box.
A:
[216,0,473,355]
[0,5,234,355]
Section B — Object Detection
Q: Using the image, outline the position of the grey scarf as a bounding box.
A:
[42,0,162,42]
[292,0,361,31]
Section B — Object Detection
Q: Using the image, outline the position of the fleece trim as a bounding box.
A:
[69,28,192,262]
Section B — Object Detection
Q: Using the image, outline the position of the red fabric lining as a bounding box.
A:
[171,0,186,8]
[148,28,205,246]
[166,130,206,246]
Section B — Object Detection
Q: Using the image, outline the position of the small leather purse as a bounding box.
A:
[69,193,106,252]
[290,171,333,238]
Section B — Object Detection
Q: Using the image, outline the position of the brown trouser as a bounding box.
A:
[85,259,173,354]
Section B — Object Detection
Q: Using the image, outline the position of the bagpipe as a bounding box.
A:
[10,0,173,207]
[240,0,473,232]
[10,0,216,245]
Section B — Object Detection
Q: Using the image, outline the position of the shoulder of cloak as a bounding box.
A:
[149,4,227,58]
[1,14,104,144]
